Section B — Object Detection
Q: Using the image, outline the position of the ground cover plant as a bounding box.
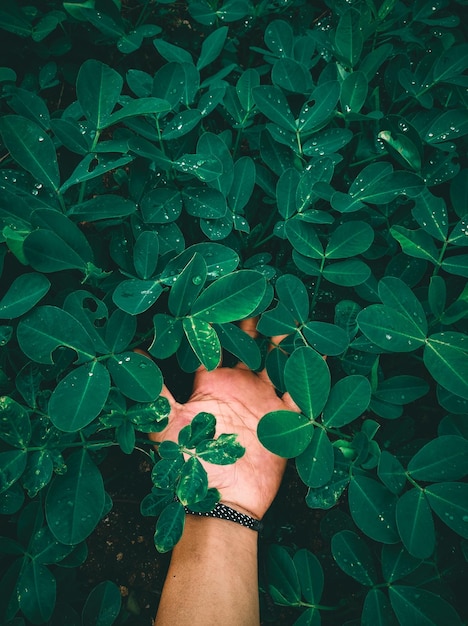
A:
[0,0,468,623]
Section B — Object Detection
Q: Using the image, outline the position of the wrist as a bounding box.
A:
[184,501,262,532]
[177,514,259,561]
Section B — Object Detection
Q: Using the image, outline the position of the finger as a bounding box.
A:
[235,317,259,370]
[281,390,301,413]
[239,316,258,338]
[159,383,177,409]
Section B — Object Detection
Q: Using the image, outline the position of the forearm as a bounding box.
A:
[155,515,260,626]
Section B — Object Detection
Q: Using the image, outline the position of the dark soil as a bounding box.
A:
[79,447,325,626]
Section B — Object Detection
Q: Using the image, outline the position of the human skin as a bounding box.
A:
[150,320,299,625]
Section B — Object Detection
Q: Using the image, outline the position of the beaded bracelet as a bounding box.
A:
[183,501,263,532]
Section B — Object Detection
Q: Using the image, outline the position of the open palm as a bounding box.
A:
[149,324,298,520]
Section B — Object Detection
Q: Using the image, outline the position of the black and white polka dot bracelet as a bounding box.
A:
[183,501,263,531]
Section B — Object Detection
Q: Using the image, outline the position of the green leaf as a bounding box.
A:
[82,580,121,626]
[105,309,137,353]
[253,85,296,130]
[423,332,468,400]
[0,4,32,36]
[17,561,55,624]
[113,279,163,315]
[390,226,439,263]
[273,58,313,94]
[17,305,95,364]
[107,352,163,402]
[441,254,468,278]
[267,545,301,605]
[183,187,227,219]
[191,270,266,323]
[302,321,349,355]
[76,60,123,129]
[296,428,334,488]
[140,188,182,223]
[151,456,184,491]
[408,436,468,481]
[286,220,324,259]
[381,544,421,583]
[6,86,51,129]
[59,153,133,194]
[0,396,31,447]
[303,127,353,157]
[293,548,324,604]
[378,452,406,495]
[162,109,202,140]
[106,97,171,126]
[133,230,159,280]
[22,450,54,498]
[362,589,397,626]
[169,253,207,317]
[152,62,186,107]
[340,71,368,113]
[184,412,216,448]
[0,115,59,191]
[325,221,374,259]
[235,67,259,112]
[154,38,193,64]
[347,165,424,206]
[374,375,429,405]
[68,196,137,221]
[196,434,245,465]
[284,347,331,419]
[46,450,105,544]
[0,449,27,494]
[197,26,228,71]
[276,274,309,324]
[63,291,109,355]
[425,482,468,538]
[357,305,426,352]
[140,489,174,517]
[389,585,463,626]
[24,229,90,273]
[257,410,313,458]
[28,526,73,564]
[173,154,223,182]
[305,449,350,509]
[177,456,208,505]
[396,488,435,559]
[331,530,377,585]
[149,314,183,359]
[412,189,448,242]
[154,501,185,552]
[335,8,363,67]
[297,82,340,133]
[322,375,371,427]
[183,317,221,370]
[323,259,371,286]
[276,168,300,219]
[349,475,399,543]
[257,302,298,336]
[227,156,255,212]
[215,322,261,370]
[264,19,293,56]
[48,361,110,432]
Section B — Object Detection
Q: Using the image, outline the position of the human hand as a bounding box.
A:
[149,319,299,520]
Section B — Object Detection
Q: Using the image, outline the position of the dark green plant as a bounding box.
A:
[1,0,467,624]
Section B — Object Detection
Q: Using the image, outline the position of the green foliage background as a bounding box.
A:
[0,0,467,624]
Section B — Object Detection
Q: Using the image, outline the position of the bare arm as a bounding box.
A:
[150,321,298,625]
[155,516,260,626]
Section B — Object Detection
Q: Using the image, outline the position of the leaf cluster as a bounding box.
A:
[0,0,467,624]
